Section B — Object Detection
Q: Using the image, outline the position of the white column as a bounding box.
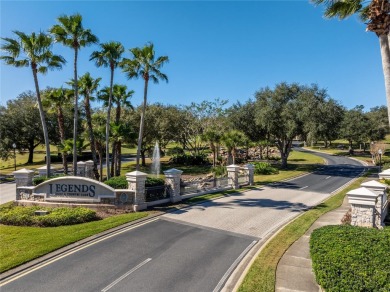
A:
[361,180,387,227]
[227,164,240,189]
[37,165,56,177]
[164,168,183,203]
[77,161,86,177]
[126,171,147,211]
[85,160,95,179]
[242,164,255,186]
[347,187,378,228]
[13,168,35,200]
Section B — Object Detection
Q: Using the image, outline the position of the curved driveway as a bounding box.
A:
[1,149,366,292]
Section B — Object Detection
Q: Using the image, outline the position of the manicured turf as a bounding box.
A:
[0,211,148,272]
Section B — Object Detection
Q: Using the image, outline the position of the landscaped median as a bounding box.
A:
[237,171,372,292]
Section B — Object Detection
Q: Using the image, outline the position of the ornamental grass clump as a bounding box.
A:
[253,162,279,175]
[310,225,390,291]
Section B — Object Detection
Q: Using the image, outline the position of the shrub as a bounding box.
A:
[0,205,99,227]
[212,166,227,177]
[166,146,184,156]
[145,177,165,187]
[104,176,128,189]
[253,162,279,175]
[33,174,67,186]
[170,153,209,165]
[310,225,390,291]
[104,176,165,189]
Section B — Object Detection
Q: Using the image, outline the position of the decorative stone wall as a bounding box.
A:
[164,168,183,203]
[351,204,375,227]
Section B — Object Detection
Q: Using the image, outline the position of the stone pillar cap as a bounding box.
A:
[126,170,148,177]
[37,165,56,170]
[361,180,387,189]
[163,168,183,175]
[77,161,86,165]
[227,164,240,170]
[85,160,94,164]
[243,164,255,169]
[347,187,377,197]
[13,168,34,174]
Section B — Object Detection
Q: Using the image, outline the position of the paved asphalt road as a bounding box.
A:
[0,182,16,204]
[1,149,366,292]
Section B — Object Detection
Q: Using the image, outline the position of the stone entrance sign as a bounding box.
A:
[33,177,116,203]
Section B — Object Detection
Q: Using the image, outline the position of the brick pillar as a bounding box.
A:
[13,168,35,199]
[164,168,183,203]
[77,161,86,177]
[85,160,95,179]
[347,187,378,228]
[227,164,240,189]
[126,171,147,211]
[242,164,255,186]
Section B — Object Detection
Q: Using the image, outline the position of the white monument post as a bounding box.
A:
[347,187,378,228]
[227,164,240,189]
[13,168,35,200]
[126,171,147,211]
[242,164,255,186]
[164,168,183,203]
[77,161,86,177]
[85,160,95,179]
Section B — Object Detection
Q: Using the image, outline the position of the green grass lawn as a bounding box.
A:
[238,171,372,292]
[0,210,148,273]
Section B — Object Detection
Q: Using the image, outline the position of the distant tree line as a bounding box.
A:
[1,82,388,175]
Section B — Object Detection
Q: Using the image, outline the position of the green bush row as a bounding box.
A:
[0,204,99,227]
[253,162,279,175]
[310,225,390,291]
[104,176,165,189]
[170,153,209,165]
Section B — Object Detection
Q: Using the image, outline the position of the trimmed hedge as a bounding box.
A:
[310,225,390,291]
[0,204,99,227]
[170,153,209,165]
[104,176,165,189]
[253,162,279,175]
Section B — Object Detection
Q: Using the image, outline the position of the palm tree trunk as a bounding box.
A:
[379,34,390,129]
[110,142,116,177]
[136,78,149,170]
[32,66,51,178]
[72,47,79,176]
[57,106,68,174]
[106,69,115,180]
[84,96,100,180]
[116,141,122,176]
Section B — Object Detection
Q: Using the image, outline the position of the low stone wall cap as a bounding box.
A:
[361,180,387,189]
[347,187,377,197]
[164,168,183,174]
[126,170,148,176]
[77,161,86,165]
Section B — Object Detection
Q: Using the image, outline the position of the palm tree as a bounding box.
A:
[78,72,101,180]
[1,31,65,177]
[50,13,98,176]
[91,113,106,181]
[202,130,221,167]
[312,0,390,128]
[120,42,169,170]
[221,130,246,165]
[90,41,124,180]
[99,84,134,176]
[42,87,72,174]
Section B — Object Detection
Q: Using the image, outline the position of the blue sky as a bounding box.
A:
[0,0,384,111]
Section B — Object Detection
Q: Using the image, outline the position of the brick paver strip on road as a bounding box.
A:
[163,187,330,239]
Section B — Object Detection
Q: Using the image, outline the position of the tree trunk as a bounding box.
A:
[27,141,34,164]
[98,147,104,181]
[72,47,79,176]
[136,78,149,170]
[378,34,390,129]
[141,149,146,167]
[32,65,50,177]
[110,141,116,177]
[57,106,68,174]
[106,69,115,179]
[116,141,121,176]
[84,96,100,180]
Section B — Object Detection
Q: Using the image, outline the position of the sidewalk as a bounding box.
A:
[275,196,351,292]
